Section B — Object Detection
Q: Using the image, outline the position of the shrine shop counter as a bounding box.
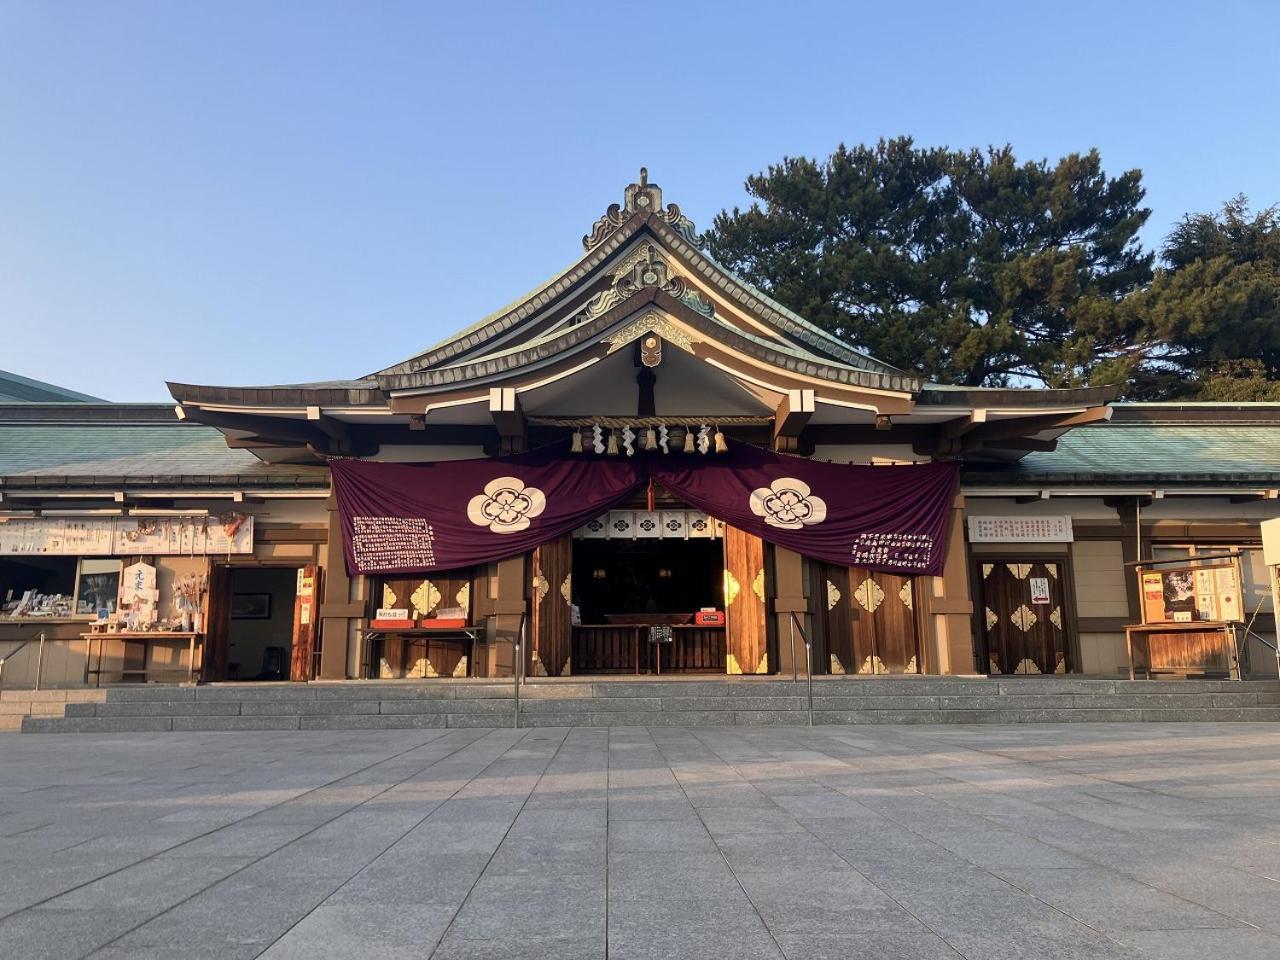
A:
[362,623,483,679]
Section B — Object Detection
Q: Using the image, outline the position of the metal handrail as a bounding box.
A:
[788,613,813,726]
[513,612,527,729]
[0,632,47,692]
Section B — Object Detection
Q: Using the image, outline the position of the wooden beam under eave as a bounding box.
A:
[772,389,814,451]
[982,437,1059,453]
[958,405,1112,452]
[489,387,525,453]
[180,405,332,449]
[306,406,352,444]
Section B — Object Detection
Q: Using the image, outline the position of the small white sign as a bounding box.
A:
[1029,577,1051,605]
[968,516,1074,543]
[375,608,410,621]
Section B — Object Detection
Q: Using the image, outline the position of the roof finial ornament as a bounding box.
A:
[582,168,704,252]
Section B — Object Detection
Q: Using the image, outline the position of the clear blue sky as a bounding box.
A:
[2,0,1276,401]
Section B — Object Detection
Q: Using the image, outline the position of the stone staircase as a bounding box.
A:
[0,689,107,731]
[19,676,1280,732]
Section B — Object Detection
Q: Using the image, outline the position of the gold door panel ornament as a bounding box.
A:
[899,582,913,610]
[826,580,841,611]
[854,577,885,613]
[411,581,441,617]
[723,569,741,607]
[985,607,999,630]
[531,572,549,604]
[1007,563,1032,580]
[455,583,470,615]
[751,569,766,603]
[1010,605,1038,632]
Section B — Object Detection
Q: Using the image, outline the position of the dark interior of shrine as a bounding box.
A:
[572,539,723,623]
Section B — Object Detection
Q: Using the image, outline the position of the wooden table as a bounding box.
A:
[82,631,204,686]
[363,627,482,679]
[1125,621,1240,680]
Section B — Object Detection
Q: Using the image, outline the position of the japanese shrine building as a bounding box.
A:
[2,173,1277,686]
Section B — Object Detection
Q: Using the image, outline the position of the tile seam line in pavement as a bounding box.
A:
[84,727,514,959]
[648,727,790,960]
[426,726,574,960]
[777,726,1268,943]
[0,727,467,926]
[981,731,1280,842]
[254,725,544,959]
[72,728,504,960]
[767,725,1179,949]
[681,726,967,960]
[881,726,1274,934]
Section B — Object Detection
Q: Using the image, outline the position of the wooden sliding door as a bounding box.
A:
[724,525,769,674]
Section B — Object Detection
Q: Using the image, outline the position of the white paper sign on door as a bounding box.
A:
[1029,577,1051,605]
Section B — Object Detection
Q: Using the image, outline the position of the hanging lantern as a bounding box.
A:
[606,430,619,456]
[644,427,657,451]
[570,429,584,454]
[682,425,695,454]
[714,427,728,454]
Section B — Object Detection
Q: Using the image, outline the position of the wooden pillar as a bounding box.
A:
[318,499,357,680]
[289,564,322,681]
[918,493,975,674]
[1111,497,1148,631]
[530,534,573,676]
[772,546,810,675]
[478,554,528,678]
[724,525,769,674]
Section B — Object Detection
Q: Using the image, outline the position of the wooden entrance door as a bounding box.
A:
[819,564,920,674]
[977,559,1073,675]
[204,563,232,681]
[724,525,769,674]
[530,534,573,676]
[290,565,322,682]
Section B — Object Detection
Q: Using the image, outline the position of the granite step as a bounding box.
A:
[21,677,1280,732]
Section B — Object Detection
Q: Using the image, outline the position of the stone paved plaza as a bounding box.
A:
[1,724,1279,959]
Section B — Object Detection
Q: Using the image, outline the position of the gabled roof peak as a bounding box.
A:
[583,168,702,252]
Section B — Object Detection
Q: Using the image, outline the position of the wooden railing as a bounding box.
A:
[571,625,725,674]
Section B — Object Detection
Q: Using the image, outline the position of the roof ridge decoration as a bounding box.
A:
[604,309,698,356]
[573,243,714,326]
[583,168,702,252]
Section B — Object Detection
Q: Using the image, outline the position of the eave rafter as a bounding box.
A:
[918,406,1114,458]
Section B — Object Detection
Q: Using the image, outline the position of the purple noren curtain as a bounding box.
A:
[330,447,958,577]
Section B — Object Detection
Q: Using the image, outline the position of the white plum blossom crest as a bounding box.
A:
[466,477,547,534]
[749,478,828,530]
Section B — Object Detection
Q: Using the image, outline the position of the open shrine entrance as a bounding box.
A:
[527,507,772,675]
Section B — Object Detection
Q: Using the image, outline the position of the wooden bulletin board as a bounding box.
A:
[1137,559,1243,625]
